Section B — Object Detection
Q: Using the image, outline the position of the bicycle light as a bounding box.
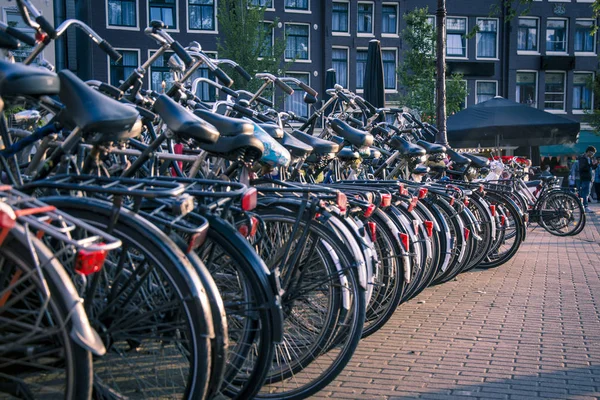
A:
[367,221,377,242]
[75,247,107,276]
[489,205,496,217]
[363,203,376,218]
[424,220,434,237]
[241,187,258,211]
[407,197,418,212]
[418,188,428,199]
[463,228,471,241]
[380,193,391,208]
[399,232,410,252]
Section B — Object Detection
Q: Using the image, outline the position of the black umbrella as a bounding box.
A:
[323,68,337,115]
[447,96,580,148]
[364,39,385,109]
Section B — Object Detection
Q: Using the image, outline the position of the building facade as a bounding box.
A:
[52,0,598,123]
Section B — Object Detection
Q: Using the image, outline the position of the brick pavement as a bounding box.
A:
[315,203,600,399]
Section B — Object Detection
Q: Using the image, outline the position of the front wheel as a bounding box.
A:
[538,191,585,236]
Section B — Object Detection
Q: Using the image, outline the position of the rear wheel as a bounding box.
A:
[538,191,585,236]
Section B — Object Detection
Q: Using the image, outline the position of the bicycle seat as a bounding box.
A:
[389,136,426,157]
[416,140,446,154]
[0,60,59,97]
[258,123,284,139]
[280,131,313,158]
[58,70,140,139]
[540,175,555,183]
[290,129,339,155]
[462,153,490,169]
[413,165,430,174]
[338,147,360,161]
[526,180,540,187]
[446,148,471,166]
[330,118,374,147]
[200,133,264,162]
[153,95,219,144]
[193,109,254,136]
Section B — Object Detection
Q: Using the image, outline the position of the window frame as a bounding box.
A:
[381,47,398,92]
[257,20,275,59]
[516,70,539,108]
[187,0,218,33]
[475,17,499,60]
[147,0,179,32]
[284,71,311,121]
[357,1,374,36]
[544,70,567,113]
[284,22,311,62]
[331,46,349,88]
[475,80,498,104]
[331,0,350,36]
[574,18,596,56]
[249,0,274,10]
[572,71,594,114]
[546,17,569,54]
[446,16,468,59]
[284,0,310,14]
[107,47,141,87]
[355,47,368,93]
[517,17,540,55]
[147,49,177,92]
[381,2,399,37]
[106,0,140,30]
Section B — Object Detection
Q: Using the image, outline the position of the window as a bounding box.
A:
[447,17,467,57]
[259,22,274,58]
[149,0,176,29]
[285,24,309,60]
[382,4,398,35]
[518,18,539,52]
[516,71,537,107]
[332,2,349,33]
[544,72,566,110]
[285,0,308,10]
[356,49,368,90]
[476,18,497,58]
[249,0,272,7]
[149,51,175,92]
[332,48,348,88]
[193,52,217,102]
[546,19,568,52]
[4,10,42,64]
[188,0,215,31]
[357,3,373,34]
[109,50,139,86]
[573,73,593,111]
[108,0,137,27]
[382,49,397,90]
[284,73,310,118]
[575,20,595,53]
[476,81,497,103]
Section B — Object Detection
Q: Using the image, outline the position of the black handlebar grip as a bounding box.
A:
[256,96,273,108]
[99,40,122,62]
[362,99,377,115]
[274,78,294,95]
[298,82,317,97]
[5,26,36,46]
[234,65,252,81]
[294,115,309,124]
[347,116,363,126]
[170,40,194,67]
[232,103,254,118]
[214,68,234,88]
[337,91,352,105]
[118,71,141,92]
[99,82,124,100]
[35,15,57,39]
[136,106,157,122]
[221,86,239,98]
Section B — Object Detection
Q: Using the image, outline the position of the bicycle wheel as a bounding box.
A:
[0,226,92,399]
[538,191,585,236]
[250,204,366,400]
[39,197,211,400]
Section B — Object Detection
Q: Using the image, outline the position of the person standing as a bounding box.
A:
[578,146,597,212]
[595,156,600,203]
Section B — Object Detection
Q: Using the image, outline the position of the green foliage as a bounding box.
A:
[216,0,288,93]
[397,8,468,123]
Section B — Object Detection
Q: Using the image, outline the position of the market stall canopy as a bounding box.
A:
[540,131,600,157]
[447,96,580,148]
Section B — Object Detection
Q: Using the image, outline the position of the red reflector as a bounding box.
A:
[490,205,496,217]
[449,197,455,206]
[463,228,470,241]
[174,143,184,170]
[75,247,107,276]
[418,188,428,199]
[187,230,208,252]
[424,220,434,237]
[407,196,418,212]
[501,216,506,226]
[314,212,322,219]
[0,210,16,230]
[367,221,377,242]
[241,187,258,211]
[238,224,249,237]
[250,216,259,237]
[400,187,409,196]
[380,193,392,207]
[336,192,347,212]
[364,203,376,218]
[399,232,410,251]
[35,31,47,42]
[463,198,470,207]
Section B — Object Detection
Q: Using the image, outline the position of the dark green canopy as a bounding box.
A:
[447,97,580,148]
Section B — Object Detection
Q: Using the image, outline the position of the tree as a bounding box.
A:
[397,8,468,124]
[216,0,288,93]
